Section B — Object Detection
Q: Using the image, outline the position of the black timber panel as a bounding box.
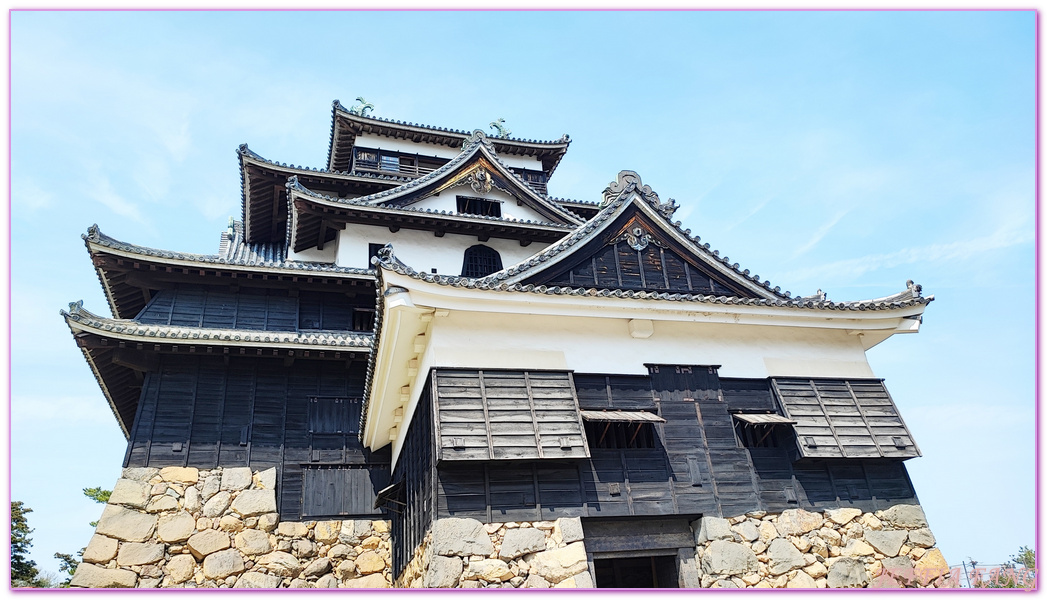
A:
[721,378,776,413]
[391,388,434,578]
[301,465,387,518]
[774,378,920,460]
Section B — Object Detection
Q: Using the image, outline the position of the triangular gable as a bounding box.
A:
[496,171,787,300]
[365,131,582,227]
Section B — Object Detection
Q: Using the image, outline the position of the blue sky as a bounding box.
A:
[10,10,1035,578]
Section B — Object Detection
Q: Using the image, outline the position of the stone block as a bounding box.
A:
[343,572,389,588]
[69,562,137,588]
[359,536,381,550]
[425,555,464,588]
[372,520,391,534]
[468,558,513,582]
[804,561,828,578]
[292,538,316,557]
[864,529,908,557]
[775,509,823,536]
[187,529,231,559]
[327,544,350,559]
[289,578,312,588]
[183,486,201,514]
[315,574,339,588]
[301,557,332,579]
[522,574,551,588]
[334,559,356,579]
[278,521,308,538]
[82,534,119,564]
[230,489,277,517]
[117,542,164,566]
[202,548,245,579]
[314,520,341,544]
[827,557,869,588]
[95,504,158,542]
[825,507,862,526]
[219,515,244,532]
[355,550,386,575]
[109,479,152,509]
[879,504,928,528]
[732,521,760,542]
[258,512,280,532]
[787,571,818,588]
[908,528,936,548]
[233,571,282,588]
[768,538,805,575]
[701,540,758,576]
[914,548,949,586]
[122,467,159,482]
[201,491,232,518]
[758,520,778,543]
[338,519,371,544]
[160,466,199,485]
[842,539,875,557]
[164,554,197,584]
[235,528,272,555]
[255,467,277,490]
[695,516,735,544]
[572,570,594,588]
[431,517,495,557]
[552,517,583,545]
[528,541,588,584]
[200,476,220,501]
[259,550,301,577]
[499,527,546,560]
[146,496,179,513]
[220,467,253,491]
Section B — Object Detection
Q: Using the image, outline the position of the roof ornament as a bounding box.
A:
[348,97,374,117]
[466,168,493,195]
[801,289,828,302]
[489,118,511,138]
[67,300,84,315]
[906,280,923,298]
[86,224,101,241]
[462,129,489,149]
[625,227,651,251]
[374,243,396,266]
[601,170,679,218]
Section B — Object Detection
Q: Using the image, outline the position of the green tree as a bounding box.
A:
[82,487,111,504]
[11,501,40,587]
[971,546,1036,588]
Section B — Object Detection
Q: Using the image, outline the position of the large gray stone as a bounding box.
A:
[787,571,818,588]
[775,509,823,536]
[825,507,863,526]
[732,521,760,543]
[69,562,137,588]
[159,466,199,484]
[301,557,332,578]
[157,511,196,543]
[164,554,197,584]
[880,556,916,586]
[767,538,805,575]
[202,548,245,579]
[109,479,152,509]
[221,467,253,491]
[879,504,928,528]
[233,571,282,588]
[431,518,495,557]
[146,496,179,513]
[528,541,589,584]
[864,529,908,557]
[425,555,464,588]
[259,550,301,577]
[908,528,936,548]
[338,519,371,545]
[235,528,272,555]
[695,516,735,544]
[467,558,513,583]
[522,574,551,588]
[117,542,164,566]
[343,573,389,588]
[230,489,277,517]
[256,467,277,490]
[187,529,231,559]
[95,504,158,542]
[314,520,341,544]
[122,467,159,482]
[828,557,869,588]
[553,517,584,545]
[201,476,220,501]
[499,527,547,560]
[701,540,758,576]
[315,574,339,588]
[82,534,119,564]
[183,486,201,514]
[201,491,232,518]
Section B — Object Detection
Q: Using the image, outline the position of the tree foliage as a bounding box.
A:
[970,546,1036,589]
[82,487,111,504]
[11,501,40,587]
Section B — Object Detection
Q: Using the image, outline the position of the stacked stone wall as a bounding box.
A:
[398,517,592,589]
[69,466,392,589]
[692,505,954,589]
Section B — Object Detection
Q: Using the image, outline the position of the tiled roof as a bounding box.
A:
[62,300,374,349]
[239,143,414,183]
[84,224,373,277]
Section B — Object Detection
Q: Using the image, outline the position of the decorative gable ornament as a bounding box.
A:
[467,168,493,194]
[601,170,679,218]
[624,226,653,251]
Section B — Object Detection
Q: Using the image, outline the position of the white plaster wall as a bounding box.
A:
[288,239,338,263]
[353,133,545,171]
[426,312,875,380]
[407,188,553,224]
[336,223,550,273]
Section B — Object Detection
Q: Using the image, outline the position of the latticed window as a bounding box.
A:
[461,245,503,277]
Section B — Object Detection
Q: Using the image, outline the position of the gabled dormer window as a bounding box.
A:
[461,245,503,278]
[456,196,501,218]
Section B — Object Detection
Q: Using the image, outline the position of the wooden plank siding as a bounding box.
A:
[123,354,388,521]
[773,378,921,460]
[390,387,436,579]
[431,368,922,527]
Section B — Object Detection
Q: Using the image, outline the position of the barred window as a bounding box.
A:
[461,245,503,278]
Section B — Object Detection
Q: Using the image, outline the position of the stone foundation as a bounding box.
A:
[398,517,592,589]
[692,505,954,589]
[69,466,392,588]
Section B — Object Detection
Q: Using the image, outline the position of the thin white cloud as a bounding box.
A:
[11,394,112,425]
[791,210,849,259]
[11,177,54,212]
[87,174,148,225]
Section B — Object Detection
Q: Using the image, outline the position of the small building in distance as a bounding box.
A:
[64,100,952,589]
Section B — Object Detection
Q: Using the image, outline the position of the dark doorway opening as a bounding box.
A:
[594,555,679,588]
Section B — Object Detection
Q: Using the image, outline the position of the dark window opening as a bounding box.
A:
[585,421,656,449]
[457,196,502,217]
[353,147,448,178]
[734,420,783,449]
[461,245,503,278]
[353,309,375,331]
[594,555,678,588]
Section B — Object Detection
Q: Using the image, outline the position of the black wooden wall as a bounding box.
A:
[124,354,388,520]
[427,367,918,527]
[390,388,435,578]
